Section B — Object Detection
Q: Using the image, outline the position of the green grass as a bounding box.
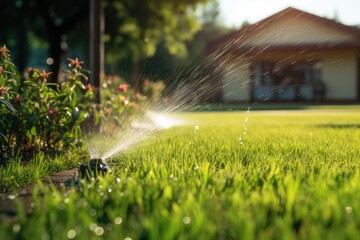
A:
[0,153,82,192]
[191,103,360,111]
[1,109,360,239]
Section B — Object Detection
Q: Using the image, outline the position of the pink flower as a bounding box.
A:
[68,57,84,69]
[0,45,10,59]
[48,108,58,116]
[104,108,113,115]
[135,92,142,100]
[0,87,8,96]
[118,84,129,92]
[85,84,94,92]
[39,70,53,81]
[144,78,150,86]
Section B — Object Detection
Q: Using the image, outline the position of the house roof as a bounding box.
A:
[208,7,360,54]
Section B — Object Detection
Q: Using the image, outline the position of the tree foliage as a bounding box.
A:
[104,0,210,63]
[112,1,233,88]
[0,0,89,83]
[0,0,216,87]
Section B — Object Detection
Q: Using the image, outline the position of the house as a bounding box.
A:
[209,7,360,102]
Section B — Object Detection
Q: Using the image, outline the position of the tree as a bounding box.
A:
[104,0,211,90]
[0,0,89,84]
[32,0,89,84]
[1,0,212,88]
[126,0,233,99]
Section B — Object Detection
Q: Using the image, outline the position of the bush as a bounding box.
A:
[0,46,93,163]
[99,75,165,126]
[0,45,165,164]
[143,78,165,103]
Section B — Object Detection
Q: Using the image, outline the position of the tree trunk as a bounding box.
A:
[16,23,28,87]
[131,60,141,91]
[89,0,104,104]
[48,32,64,84]
[35,0,88,85]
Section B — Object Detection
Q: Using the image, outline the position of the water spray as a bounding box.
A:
[78,158,112,179]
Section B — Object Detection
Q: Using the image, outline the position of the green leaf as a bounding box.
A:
[0,131,8,142]
[0,99,15,112]
[70,93,78,107]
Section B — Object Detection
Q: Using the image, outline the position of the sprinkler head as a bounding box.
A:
[78,158,112,179]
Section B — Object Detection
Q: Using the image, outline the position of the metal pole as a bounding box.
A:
[89,0,104,104]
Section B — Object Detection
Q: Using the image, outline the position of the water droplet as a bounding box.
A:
[89,209,97,217]
[183,216,191,224]
[7,195,16,200]
[346,207,353,214]
[94,226,104,236]
[106,223,113,231]
[46,58,54,65]
[89,223,97,231]
[67,229,76,239]
[114,217,123,225]
[12,224,21,232]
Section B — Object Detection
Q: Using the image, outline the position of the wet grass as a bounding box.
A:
[1,109,360,239]
[0,154,80,192]
[190,103,360,111]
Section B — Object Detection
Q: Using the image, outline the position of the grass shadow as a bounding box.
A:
[316,124,360,129]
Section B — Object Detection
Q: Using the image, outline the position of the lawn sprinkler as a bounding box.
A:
[78,158,112,179]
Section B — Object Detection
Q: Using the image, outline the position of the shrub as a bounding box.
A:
[99,75,164,126]
[143,78,165,103]
[0,45,165,164]
[0,46,93,163]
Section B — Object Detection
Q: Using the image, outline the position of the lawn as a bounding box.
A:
[1,108,360,239]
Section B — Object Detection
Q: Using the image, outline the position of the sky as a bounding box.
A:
[218,0,360,27]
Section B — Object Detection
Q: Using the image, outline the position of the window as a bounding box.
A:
[253,60,323,101]
[255,60,322,86]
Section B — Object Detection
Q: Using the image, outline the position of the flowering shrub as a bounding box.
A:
[142,78,165,104]
[0,46,93,163]
[0,45,166,163]
[99,75,147,126]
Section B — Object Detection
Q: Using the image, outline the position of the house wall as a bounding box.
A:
[222,49,358,102]
[222,58,250,101]
[242,16,358,45]
[322,49,358,100]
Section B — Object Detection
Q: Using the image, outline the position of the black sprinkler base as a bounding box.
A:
[78,159,112,179]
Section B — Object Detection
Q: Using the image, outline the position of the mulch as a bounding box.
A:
[0,168,79,218]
